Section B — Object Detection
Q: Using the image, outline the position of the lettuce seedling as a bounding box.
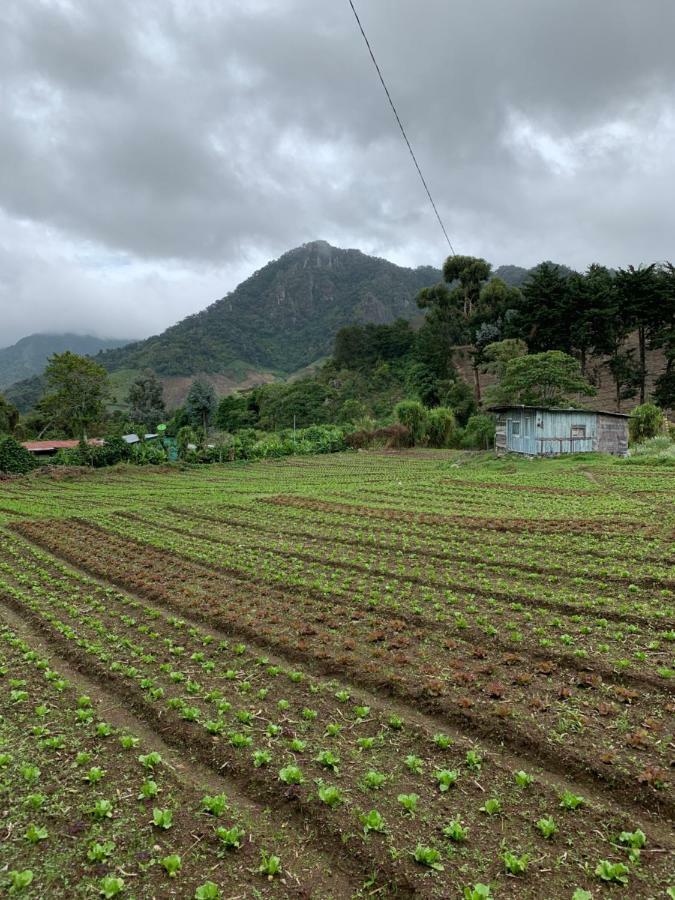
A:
[514,770,533,787]
[25,824,48,843]
[216,825,245,849]
[443,819,468,842]
[435,769,459,792]
[99,876,124,898]
[91,799,113,820]
[258,851,282,879]
[252,750,272,768]
[7,869,33,893]
[560,790,585,810]
[87,841,115,863]
[138,779,159,800]
[161,854,182,878]
[139,751,162,770]
[152,808,173,829]
[361,770,386,790]
[480,798,502,816]
[502,851,529,875]
[536,816,558,839]
[465,750,482,772]
[360,809,387,834]
[405,755,423,775]
[315,750,339,771]
[84,767,105,784]
[201,794,228,816]
[194,882,220,899]
[278,765,304,785]
[595,860,629,884]
[318,785,343,808]
[463,885,491,899]
[397,793,419,816]
[413,844,444,871]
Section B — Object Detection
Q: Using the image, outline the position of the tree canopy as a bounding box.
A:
[127,370,166,431]
[498,351,596,407]
[185,379,217,432]
[40,352,109,439]
[0,394,19,434]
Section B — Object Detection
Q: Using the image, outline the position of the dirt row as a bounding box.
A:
[11,519,674,823]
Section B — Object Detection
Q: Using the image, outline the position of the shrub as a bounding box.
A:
[0,436,37,474]
[629,402,665,443]
[460,414,496,450]
[426,407,455,447]
[345,424,410,450]
[394,400,428,446]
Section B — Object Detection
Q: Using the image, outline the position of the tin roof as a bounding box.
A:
[487,405,630,418]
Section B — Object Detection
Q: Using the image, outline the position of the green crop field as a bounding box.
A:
[0,452,673,898]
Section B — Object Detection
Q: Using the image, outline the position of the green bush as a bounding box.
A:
[426,407,455,448]
[394,400,428,446]
[460,414,496,450]
[629,403,665,444]
[0,436,37,474]
[51,437,136,468]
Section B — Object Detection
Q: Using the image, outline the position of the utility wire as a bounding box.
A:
[347,0,456,255]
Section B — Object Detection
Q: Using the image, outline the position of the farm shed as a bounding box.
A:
[489,406,629,457]
[21,439,105,458]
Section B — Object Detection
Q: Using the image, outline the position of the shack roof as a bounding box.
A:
[22,439,105,452]
[488,405,630,419]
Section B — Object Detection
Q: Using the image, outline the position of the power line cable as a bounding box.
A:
[347,0,456,255]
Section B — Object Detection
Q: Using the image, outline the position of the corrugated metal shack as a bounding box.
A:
[490,406,630,456]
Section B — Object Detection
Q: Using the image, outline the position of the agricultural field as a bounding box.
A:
[0,451,673,898]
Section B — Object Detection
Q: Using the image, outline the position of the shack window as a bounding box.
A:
[571,424,586,439]
[511,421,520,435]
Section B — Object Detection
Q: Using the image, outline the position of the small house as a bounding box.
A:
[490,406,629,457]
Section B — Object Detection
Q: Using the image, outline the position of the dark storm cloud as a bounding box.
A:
[1,0,674,345]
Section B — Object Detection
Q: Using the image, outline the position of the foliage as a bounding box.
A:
[460,414,496,450]
[628,403,665,443]
[216,393,257,431]
[334,319,416,370]
[498,351,595,406]
[595,860,629,884]
[480,339,528,405]
[345,424,410,450]
[426,407,455,448]
[256,379,337,430]
[0,436,36,474]
[394,400,428,446]
[0,394,19,434]
[127,370,165,431]
[97,243,439,376]
[621,435,675,466]
[412,844,444,871]
[185,379,216,432]
[514,262,576,353]
[40,352,110,440]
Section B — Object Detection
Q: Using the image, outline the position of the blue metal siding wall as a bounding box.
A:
[505,409,596,455]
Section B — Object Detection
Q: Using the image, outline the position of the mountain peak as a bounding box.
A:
[95,245,442,379]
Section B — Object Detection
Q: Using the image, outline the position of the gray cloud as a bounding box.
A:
[1,0,674,346]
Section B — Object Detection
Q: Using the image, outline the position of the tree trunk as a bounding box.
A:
[638,326,646,404]
[473,363,481,402]
[580,347,587,376]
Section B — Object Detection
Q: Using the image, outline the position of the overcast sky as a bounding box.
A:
[2,0,675,347]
